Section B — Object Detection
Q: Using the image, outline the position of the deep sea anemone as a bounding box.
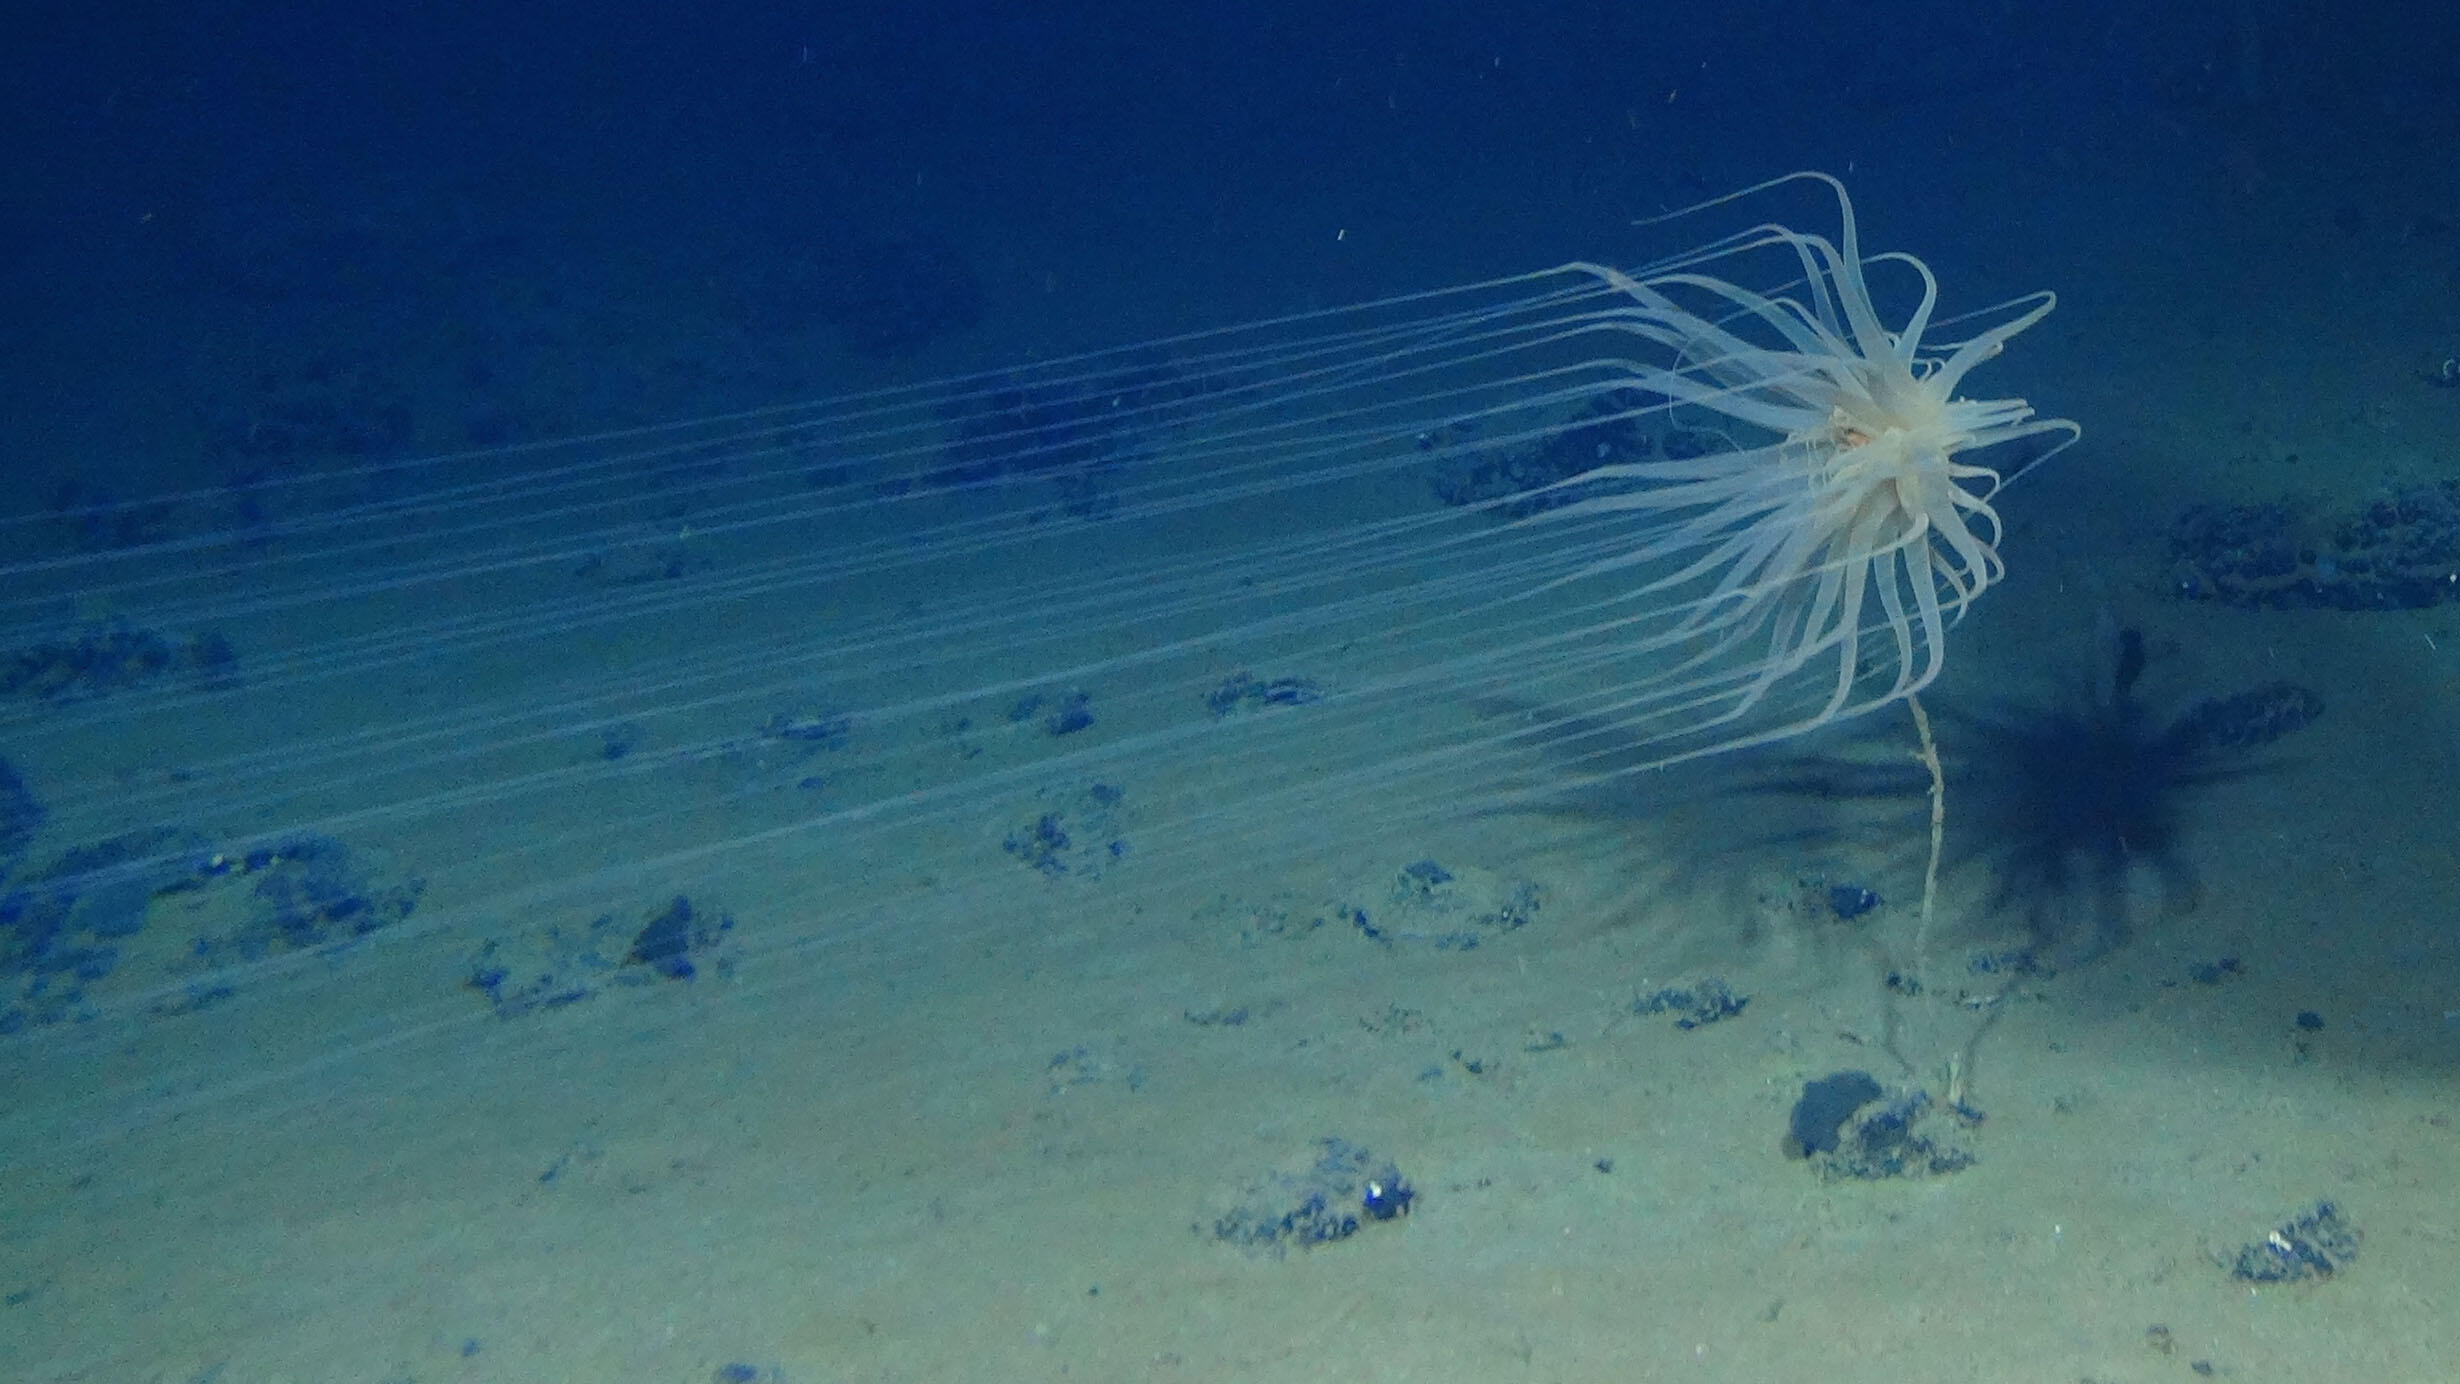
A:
[0,174,2078,1121]
[1515,172,2078,772]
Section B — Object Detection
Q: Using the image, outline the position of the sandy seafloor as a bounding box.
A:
[6,102,2460,1384]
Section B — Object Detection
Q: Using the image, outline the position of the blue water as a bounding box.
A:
[6,3,2460,1380]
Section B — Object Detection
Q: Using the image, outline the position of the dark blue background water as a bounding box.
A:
[5,0,2455,499]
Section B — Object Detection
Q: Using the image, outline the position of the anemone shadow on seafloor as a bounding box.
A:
[1477,625,2325,967]
[1733,627,2323,965]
